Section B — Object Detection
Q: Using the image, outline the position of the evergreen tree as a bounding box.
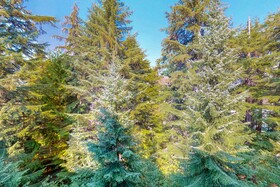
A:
[0,0,58,184]
[232,11,280,186]
[122,35,165,159]
[0,0,56,118]
[0,0,55,78]
[155,0,220,174]
[169,2,254,186]
[67,0,132,112]
[53,3,83,55]
[87,62,163,187]
[53,3,97,172]
[80,0,131,64]
[158,0,214,74]
[88,109,143,187]
[65,0,165,169]
[0,55,75,184]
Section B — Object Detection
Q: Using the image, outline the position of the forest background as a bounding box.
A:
[0,0,279,186]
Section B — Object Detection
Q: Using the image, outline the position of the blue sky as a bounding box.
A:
[25,0,280,66]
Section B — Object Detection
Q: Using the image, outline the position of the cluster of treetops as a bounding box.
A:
[0,0,279,186]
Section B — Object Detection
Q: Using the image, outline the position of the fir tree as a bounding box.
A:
[53,3,83,55]
[88,109,143,187]
[122,35,165,159]
[0,0,56,77]
[80,0,131,64]
[169,2,254,186]
[0,55,76,184]
[87,61,163,187]
[158,0,214,74]
[0,0,56,118]
[232,11,280,186]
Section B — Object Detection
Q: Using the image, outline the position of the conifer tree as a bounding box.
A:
[65,0,165,167]
[81,0,131,64]
[67,0,132,111]
[0,0,58,183]
[232,11,280,186]
[0,0,55,78]
[158,0,214,74]
[53,3,83,55]
[0,0,56,116]
[155,0,218,174]
[52,1,135,173]
[87,61,163,187]
[122,35,165,158]
[52,3,98,172]
[88,109,144,187]
[0,55,75,183]
[169,2,254,186]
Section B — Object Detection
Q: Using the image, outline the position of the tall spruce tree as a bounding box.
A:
[68,0,132,110]
[169,2,254,186]
[0,0,58,184]
[80,0,131,64]
[65,0,165,168]
[52,3,98,172]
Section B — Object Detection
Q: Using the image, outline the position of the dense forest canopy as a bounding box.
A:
[0,0,279,186]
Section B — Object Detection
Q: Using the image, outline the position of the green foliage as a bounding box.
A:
[0,54,76,183]
[1,0,279,186]
[232,10,280,186]
[88,109,143,187]
[122,35,165,158]
[88,109,164,187]
[0,155,25,187]
[158,0,217,74]
[0,0,56,77]
[162,1,255,185]
[170,149,254,187]
[53,3,83,54]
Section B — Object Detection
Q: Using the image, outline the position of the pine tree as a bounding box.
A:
[169,2,254,186]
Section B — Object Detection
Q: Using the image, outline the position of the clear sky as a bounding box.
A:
[25,0,280,66]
